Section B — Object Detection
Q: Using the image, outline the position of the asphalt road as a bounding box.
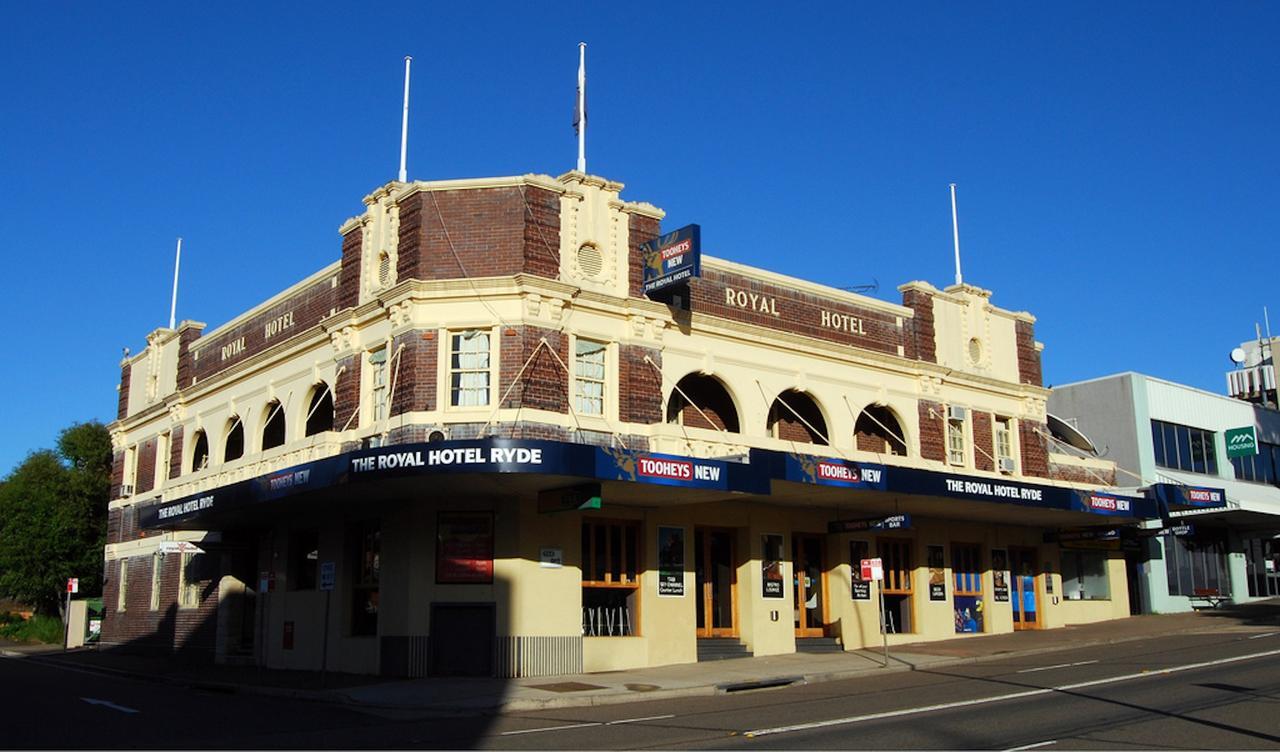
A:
[4,628,1279,749]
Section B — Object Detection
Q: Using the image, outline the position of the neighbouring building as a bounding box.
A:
[1049,373,1280,614]
[104,171,1157,678]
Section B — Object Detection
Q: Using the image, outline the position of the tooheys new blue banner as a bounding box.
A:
[641,223,701,295]
[594,446,766,493]
[779,453,888,490]
[1147,483,1227,514]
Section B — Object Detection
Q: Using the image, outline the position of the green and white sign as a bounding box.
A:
[1225,426,1258,458]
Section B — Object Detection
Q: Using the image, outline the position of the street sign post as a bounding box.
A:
[63,578,79,650]
[319,562,335,686]
[861,558,889,667]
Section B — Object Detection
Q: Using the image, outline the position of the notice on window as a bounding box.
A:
[657,526,685,597]
[992,548,1010,602]
[437,512,494,584]
[954,595,983,633]
[928,545,946,601]
[850,540,871,600]
[761,534,784,599]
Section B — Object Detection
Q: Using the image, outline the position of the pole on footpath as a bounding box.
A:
[320,589,331,688]
[879,583,889,667]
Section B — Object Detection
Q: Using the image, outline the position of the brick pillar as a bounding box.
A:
[176,321,205,390]
[918,400,945,462]
[627,214,662,298]
[334,354,361,431]
[390,330,438,416]
[901,288,937,363]
[135,437,157,495]
[338,226,363,311]
[499,327,568,412]
[620,346,663,424]
[522,185,561,279]
[117,362,131,420]
[972,412,994,472]
[168,425,184,480]
[1015,320,1043,387]
[1019,420,1050,478]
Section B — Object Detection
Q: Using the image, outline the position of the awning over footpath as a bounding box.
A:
[137,438,1158,529]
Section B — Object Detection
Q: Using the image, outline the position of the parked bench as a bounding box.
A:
[1190,588,1227,609]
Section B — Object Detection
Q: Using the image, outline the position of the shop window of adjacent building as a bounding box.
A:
[952,543,983,633]
[1061,550,1111,600]
[1151,419,1218,475]
[1231,441,1279,486]
[450,330,491,407]
[348,523,381,636]
[290,529,319,591]
[178,551,205,608]
[191,430,209,472]
[574,339,607,416]
[878,538,914,634]
[150,552,163,611]
[369,348,389,421]
[116,558,129,612]
[995,417,1016,473]
[581,520,640,637]
[946,408,967,466]
[1164,532,1230,598]
[224,417,244,462]
[262,401,286,450]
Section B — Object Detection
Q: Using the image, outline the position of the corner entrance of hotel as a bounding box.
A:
[695,528,737,637]
[793,533,827,637]
[1009,546,1040,630]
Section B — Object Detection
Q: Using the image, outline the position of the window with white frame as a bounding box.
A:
[117,558,129,612]
[179,552,203,608]
[947,412,967,466]
[574,339,606,416]
[369,348,389,422]
[150,552,162,611]
[995,417,1015,470]
[450,330,491,407]
[124,445,138,495]
[156,432,170,487]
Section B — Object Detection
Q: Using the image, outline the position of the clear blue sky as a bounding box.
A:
[3,3,1277,474]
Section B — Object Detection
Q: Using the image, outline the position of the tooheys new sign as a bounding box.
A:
[1225,426,1258,459]
[641,224,701,296]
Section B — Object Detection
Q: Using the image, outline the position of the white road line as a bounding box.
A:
[1017,660,1098,674]
[607,714,676,725]
[1005,741,1057,751]
[1248,632,1277,640]
[744,647,1280,738]
[500,722,601,736]
[80,697,139,714]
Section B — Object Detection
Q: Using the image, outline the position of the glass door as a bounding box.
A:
[792,533,826,637]
[1009,547,1040,630]
[695,528,737,637]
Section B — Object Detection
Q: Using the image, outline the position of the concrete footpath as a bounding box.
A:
[5,601,1278,716]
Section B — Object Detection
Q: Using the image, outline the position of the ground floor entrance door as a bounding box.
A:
[793,533,827,637]
[695,528,737,638]
[1009,547,1040,630]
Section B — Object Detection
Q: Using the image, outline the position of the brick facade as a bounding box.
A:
[176,322,205,390]
[1015,320,1042,387]
[1019,420,1050,478]
[135,437,158,495]
[1049,462,1116,486]
[901,287,937,363]
[338,226,362,311]
[168,425,184,480]
[972,411,994,472]
[499,327,568,413]
[390,330,438,416]
[334,354,360,431]
[110,450,124,500]
[627,213,662,298]
[101,554,218,656]
[918,400,946,463]
[619,346,663,424]
[117,362,131,419]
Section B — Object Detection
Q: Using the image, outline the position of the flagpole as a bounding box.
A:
[169,237,182,330]
[577,42,586,174]
[950,183,963,286]
[399,56,412,183]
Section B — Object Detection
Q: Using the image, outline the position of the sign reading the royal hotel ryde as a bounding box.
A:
[642,223,701,295]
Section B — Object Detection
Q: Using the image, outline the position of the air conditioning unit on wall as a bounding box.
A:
[998,457,1017,473]
[947,405,968,421]
[118,484,134,498]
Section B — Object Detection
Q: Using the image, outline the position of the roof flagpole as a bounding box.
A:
[950,183,963,286]
[575,42,587,173]
[168,237,182,330]
[399,55,412,183]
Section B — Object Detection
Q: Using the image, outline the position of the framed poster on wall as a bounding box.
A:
[992,548,1010,602]
[437,511,494,584]
[657,526,685,596]
[850,539,871,600]
[762,534,784,599]
[928,545,946,601]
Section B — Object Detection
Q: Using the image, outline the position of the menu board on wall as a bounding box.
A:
[437,512,494,584]
[992,548,1010,602]
[850,540,871,600]
[928,545,946,601]
[658,526,685,597]
[762,534,785,599]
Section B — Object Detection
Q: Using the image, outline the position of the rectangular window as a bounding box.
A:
[995,418,1014,469]
[582,520,641,637]
[150,552,162,611]
[450,330,491,407]
[117,558,129,612]
[1151,419,1218,476]
[947,415,966,466]
[1230,441,1279,486]
[879,538,914,634]
[369,348,388,422]
[349,522,380,636]
[1061,550,1111,600]
[574,339,607,416]
[179,552,203,608]
[156,433,170,488]
[124,445,138,495]
[289,529,319,591]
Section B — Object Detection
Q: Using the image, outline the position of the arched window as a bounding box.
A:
[304,383,334,437]
[223,418,244,462]
[191,430,209,472]
[665,374,740,433]
[855,405,908,456]
[767,390,829,445]
[262,401,286,450]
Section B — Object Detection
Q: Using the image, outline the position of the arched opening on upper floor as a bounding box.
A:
[665,374,740,433]
[191,430,209,472]
[854,404,908,456]
[224,418,245,462]
[304,383,335,437]
[767,390,829,445]
[262,400,286,450]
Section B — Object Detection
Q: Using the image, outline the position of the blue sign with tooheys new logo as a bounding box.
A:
[594,446,764,492]
[641,223,701,296]
[781,453,888,489]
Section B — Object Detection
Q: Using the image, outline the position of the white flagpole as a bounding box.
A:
[169,237,182,330]
[399,56,412,183]
[577,42,586,174]
[950,183,963,286]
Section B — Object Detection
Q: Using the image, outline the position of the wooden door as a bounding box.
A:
[695,528,737,637]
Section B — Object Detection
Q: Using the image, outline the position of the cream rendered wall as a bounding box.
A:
[928,284,1027,386]
[1057,555,1131,625]
[740,507,796,657]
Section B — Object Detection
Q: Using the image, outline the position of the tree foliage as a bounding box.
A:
[0,422,111,614]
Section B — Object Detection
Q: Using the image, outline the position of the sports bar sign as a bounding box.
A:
[641,223,701,295]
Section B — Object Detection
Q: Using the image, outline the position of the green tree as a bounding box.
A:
[0,422,111,614]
